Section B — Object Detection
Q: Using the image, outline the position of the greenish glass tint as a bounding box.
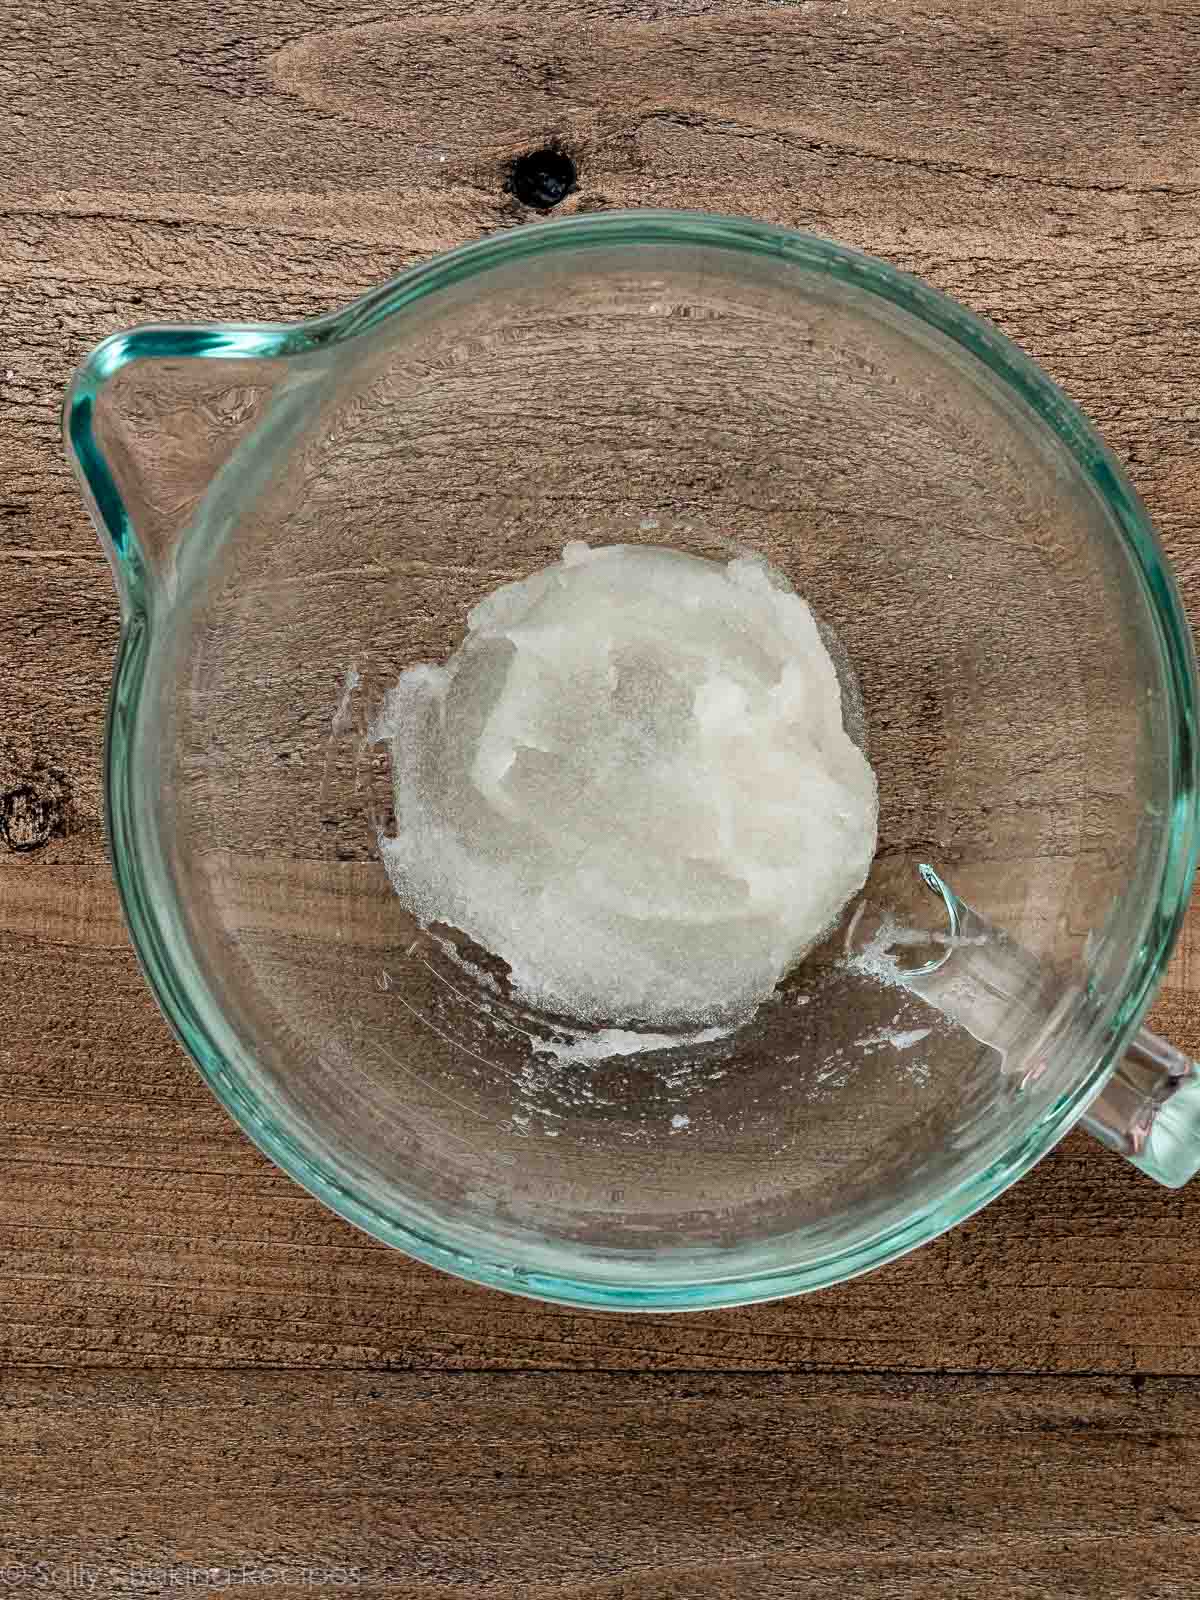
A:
[65,211,1200,1310]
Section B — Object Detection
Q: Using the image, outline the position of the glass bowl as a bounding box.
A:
[66,211,1200,1309]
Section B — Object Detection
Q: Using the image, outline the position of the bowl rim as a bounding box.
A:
[65,208,1200,1310]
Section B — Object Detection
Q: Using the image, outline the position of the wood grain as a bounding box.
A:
[5,0,1200,1588]
[5,0,1200,1369]
[2,1370,1200,1599]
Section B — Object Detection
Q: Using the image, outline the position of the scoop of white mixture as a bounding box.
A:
[375,543,877,1027]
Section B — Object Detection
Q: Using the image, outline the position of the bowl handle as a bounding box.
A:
[1081,1031,1200,1187]
[854,869,1200,1189]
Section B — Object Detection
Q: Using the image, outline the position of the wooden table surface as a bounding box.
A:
[6,1,1200,1594]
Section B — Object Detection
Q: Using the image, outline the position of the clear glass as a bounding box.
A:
[65,211,1200,1309]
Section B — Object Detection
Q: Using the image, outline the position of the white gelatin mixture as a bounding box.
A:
[376,543,878,1026]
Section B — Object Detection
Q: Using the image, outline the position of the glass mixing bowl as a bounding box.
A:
[66,211,1200,1309]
